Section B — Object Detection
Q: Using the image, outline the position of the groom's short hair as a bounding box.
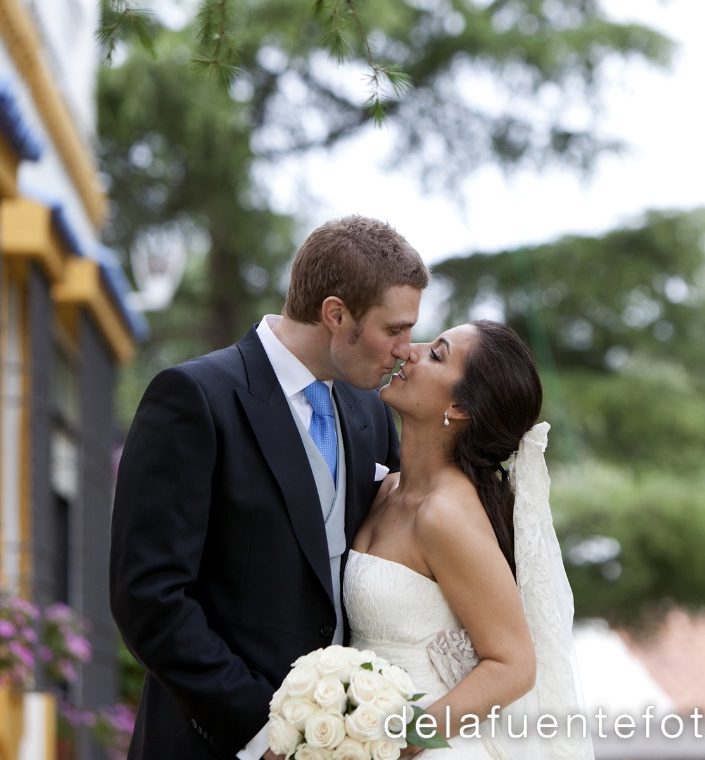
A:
[284,215,429,323]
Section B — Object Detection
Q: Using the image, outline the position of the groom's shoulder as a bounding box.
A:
[164,339,252,395]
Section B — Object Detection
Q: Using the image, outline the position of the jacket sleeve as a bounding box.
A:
[110,366,273,759]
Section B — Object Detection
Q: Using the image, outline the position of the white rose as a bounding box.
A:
[345,704,386,742]
[293,650,324,669]
[369,738,402,760]
[305,711,347,749]
[348,669,384,706]
[332,737,371,760]
[373,686,406,717]
[314,676,348,713]
[317,646,353,682]
[281,697,320,731]
[380,665,415,699]
[284,665,319,699]
[268,714,302,756]
[295,745,333,760]
[373,655,391,672]
[270,685,288,714]
[348,649,379,669]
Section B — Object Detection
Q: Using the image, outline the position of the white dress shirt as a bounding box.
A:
[256,314,333,427]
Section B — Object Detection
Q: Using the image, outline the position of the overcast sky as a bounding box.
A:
[255,0,704,268]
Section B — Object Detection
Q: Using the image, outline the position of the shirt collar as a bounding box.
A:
[256,315,333,398]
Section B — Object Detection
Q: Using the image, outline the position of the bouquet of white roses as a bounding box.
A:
[267,645,446,760]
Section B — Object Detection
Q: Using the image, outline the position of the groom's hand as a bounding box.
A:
[263,750,284,760]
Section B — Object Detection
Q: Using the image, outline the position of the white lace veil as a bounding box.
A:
[502,421,595,759]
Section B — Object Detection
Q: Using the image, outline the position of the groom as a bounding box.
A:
[110,215,429,760]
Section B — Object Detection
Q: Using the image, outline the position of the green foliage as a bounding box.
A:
[407,704,451,749]
[99,29,296,425]
[552,463,705,628]
[117,638,144,705]
[433,209,705,626]
[97,1,155,63]
[100,6,673,426]
[434,210,705,376]
[98,1,673,181]
[100,0,408,119]
[192,0,241,86]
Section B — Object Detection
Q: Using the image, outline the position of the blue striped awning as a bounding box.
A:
[25,190,149,342]
[95,244,150,342]
[0,79,43,161]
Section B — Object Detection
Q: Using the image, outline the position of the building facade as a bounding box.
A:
[0,0,146,757]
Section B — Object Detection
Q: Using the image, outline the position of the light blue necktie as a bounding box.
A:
[303,380,337,484]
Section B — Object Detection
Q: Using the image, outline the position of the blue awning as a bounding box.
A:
[95,244,150,342]
[0,79,43,161]
[24,189,150,343]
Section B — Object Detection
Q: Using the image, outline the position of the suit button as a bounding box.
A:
[320,624,333,638]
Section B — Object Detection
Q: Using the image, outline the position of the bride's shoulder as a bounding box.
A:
[414,473,494,549]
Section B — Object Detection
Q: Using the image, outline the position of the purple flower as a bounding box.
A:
[21,626,38,644]
[0,620,17,638]
[13,598,39,619]
[45,603,74,624]
[8,641,35,668]
[66,633,92,662]
[58,660,77,682]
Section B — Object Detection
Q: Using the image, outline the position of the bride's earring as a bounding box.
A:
[443,411,450,427]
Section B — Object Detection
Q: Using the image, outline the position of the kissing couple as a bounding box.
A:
[110,216,594,759]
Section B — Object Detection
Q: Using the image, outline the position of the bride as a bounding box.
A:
[344,320,594,759]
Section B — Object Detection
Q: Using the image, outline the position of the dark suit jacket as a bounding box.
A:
[110,327,400,760]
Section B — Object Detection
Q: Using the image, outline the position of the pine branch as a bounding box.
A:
[98,0,412,116]
[192,0,241,87]
[97,1,155,63]
[363,63,412,126]
[313,1,413,125]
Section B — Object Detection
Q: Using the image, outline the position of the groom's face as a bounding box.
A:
[329,285,421,389]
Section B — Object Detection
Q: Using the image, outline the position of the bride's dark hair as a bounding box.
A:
[451,320,542,576]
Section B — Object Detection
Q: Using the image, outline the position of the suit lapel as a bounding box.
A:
[234,329,334,606]
[333,382,375,547]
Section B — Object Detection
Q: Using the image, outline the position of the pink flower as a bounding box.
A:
[44,603,75,624]
[0,620,17,638]
[9,641,35,668]
[58,660,77,682]
[66,633,92,662]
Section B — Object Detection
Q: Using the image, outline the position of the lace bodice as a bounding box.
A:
[344,550,458,642]
[343,550,495,759]
[344,551,480,702]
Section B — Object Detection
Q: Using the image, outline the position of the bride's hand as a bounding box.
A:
[263,750,284,760]
[400,745,423,757]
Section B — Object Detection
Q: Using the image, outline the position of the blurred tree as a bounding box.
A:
[436,210,705,374]
[433,209,705,625]
[99,30,297,420]
[99,0,411,120]
[433,209,705,464]
[99,3,672,423]
[552,464,705,628]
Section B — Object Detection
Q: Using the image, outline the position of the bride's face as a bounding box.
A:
[380,324,477,421]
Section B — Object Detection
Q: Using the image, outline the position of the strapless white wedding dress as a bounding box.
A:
[344,549,500,759]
